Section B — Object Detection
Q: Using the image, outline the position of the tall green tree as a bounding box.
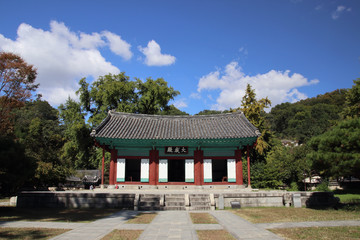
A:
[308,117,360,179]
[13,100,71,187]
[342,78,360,119]
[77,73,181,126]
[136,77,179,114]
[251,144,291,189]
[308,79,360,179]
[239,84,272,155]
[59,98,97,169]
[77,73,138,126]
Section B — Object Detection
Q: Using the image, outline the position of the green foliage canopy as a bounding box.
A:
[308,117,360,178]
[269,89,347,142]
[239,84,272,155]
[59,98,98,170]
[76,73,180,126]
[13,100,71,187]
[342,78,360,119]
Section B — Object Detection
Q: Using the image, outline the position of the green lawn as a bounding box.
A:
[190,213,218,224]
[232,206,360,240]
[101,230,143,240]
[197,230,236,240]
[232,207,360,224]
[0,207,120,222]
[335,193,360,203]
[271,226,360,240]
[125,213,157,224]
[334,188,360,211]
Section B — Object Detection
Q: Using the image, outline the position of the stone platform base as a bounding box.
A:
[15,189,339,210]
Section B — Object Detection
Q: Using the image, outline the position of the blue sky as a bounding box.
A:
[1,0,359,115]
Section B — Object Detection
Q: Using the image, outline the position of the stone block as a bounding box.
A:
[230,201,241,209]
[293,193,302,208]
[218,194,224,210]
[10,196,17,206]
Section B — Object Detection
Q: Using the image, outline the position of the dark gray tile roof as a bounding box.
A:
[91,111,260,140]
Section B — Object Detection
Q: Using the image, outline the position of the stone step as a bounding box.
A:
[164,206,186,211]
[165,194,185,197]
[190,194,209,197]
[139,202,160,207]
[190,202,210,206]
[139,206,163,211]
[140,194,161,197]
[140,197,160,202]
[189,206,211,211]
[165,197,185,201]
[165,201,185,207]
[189,197,210,201]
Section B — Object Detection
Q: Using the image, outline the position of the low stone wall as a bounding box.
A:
[214,191,339,208]
[299,191,339,208]
[16,190,338,209]
[214,192,285,208]
[16,192,135,208]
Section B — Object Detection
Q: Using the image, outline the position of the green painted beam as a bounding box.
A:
[96,137,257,149]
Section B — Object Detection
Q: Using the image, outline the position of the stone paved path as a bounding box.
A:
[49,210,138,240]
[139,211,198,240]
[211,211,284,240]
[1,210,360,240]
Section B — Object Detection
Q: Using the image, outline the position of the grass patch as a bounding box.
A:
[334,188,360,211]
[0,227,69,240]
[232,207,360,223]
[197,230,236,240]
[125,213,157,224]
[0,207,120,222]
[101,230,143,240]
[336,194,360,203]
[270,226,360,240]
[190,213,218,224]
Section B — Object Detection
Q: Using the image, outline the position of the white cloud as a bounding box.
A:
[197,61,319,110]
[190,92,201,99]
[102,31,132,60]
[138,40,176,66]
[173,98,188,109]
[0,21,133,105]
[332,5,351,20]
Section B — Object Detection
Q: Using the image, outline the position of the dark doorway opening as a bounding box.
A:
[212,159,227,182]
[125,159,140,182]
[168,159,185,182]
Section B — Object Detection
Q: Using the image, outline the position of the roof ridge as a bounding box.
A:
[109,110,244,119]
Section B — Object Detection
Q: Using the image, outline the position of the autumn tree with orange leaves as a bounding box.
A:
[0,52,38,135]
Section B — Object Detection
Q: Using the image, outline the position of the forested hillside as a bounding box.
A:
[268,89,348,143]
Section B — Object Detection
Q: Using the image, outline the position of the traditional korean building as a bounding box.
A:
[91,111,260,188]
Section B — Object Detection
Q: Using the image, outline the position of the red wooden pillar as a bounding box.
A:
[101,147,105,185]
[247,145,251,187]
[149,149,159,185]
[194,149,203,185]
[235,149,243,185]
[109,149,117,185]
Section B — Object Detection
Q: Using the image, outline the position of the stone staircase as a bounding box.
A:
[136,193,214,211]
[189,194,211,210]
[138,194,162,211]
[164,194,186,211]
